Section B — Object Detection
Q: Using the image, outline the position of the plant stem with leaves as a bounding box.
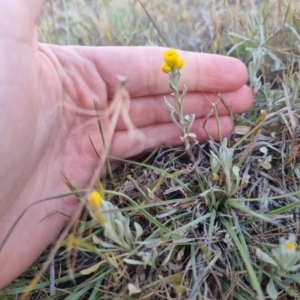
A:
[161,49,196,162]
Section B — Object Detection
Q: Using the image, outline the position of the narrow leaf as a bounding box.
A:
[266,279,278,300]
[80,261,102,275]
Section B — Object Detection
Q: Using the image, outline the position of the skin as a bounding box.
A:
[0,0,253,289]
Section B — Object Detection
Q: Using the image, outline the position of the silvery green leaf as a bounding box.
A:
[210,154,221,173]
[92,234,103,245]
[267,50,283,71]
[248,62,254,84]
[218,139,234,192]
[114,219,127,246]
[284,253,300,270]
[253,48,266,71]
[104,223,129,250]
[232,165,240,183]
[271,248,281,263]
[173,70,181,86]
[256,248,278,266]
[104,223,119,242]
[92,235,118,248]
[101,200,114,224]
[123,258,145,265]
[117,210,127,224]
[138,251,157,267]
[186,114,195,131]
[293,272,300,278]
[266,155,272,162]
[288,234,297,243]
[288,263,300,272]
[262,82,271,94]
[266,279,278,300]
[140,252,152,266]
[169,111,181,130]
[123,218,133,245]
[115,219,125,237]
[292,251,300,263]
[210,151,221,166]
[294,166,300,179]
[169,78,177,91]
[180,85,187,101]
[259,146,268,156]
[219,138,234,170]
[185,115,190,122]
[230,165,241,195]
[279,236,285,244]
[163,96,175,111]
[190,113,195,123]
[134,222,144,241]
[152,247,158,260]
[253,78,262,93]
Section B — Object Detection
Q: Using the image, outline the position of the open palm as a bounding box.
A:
[0,0,253,288]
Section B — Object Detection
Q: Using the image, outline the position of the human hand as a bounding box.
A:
[0,0,253,288]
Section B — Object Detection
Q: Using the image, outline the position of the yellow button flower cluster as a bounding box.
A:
[285,241,296,251]
[87,190,102,208]
[161,49,184,73]
[86,190,105,226]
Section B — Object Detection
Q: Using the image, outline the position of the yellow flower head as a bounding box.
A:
[161,63,172,73]
[286,242,296,251]
[174,58,184,69]
[86,190,102,207]
[162,49,184,73]
[163,49,179,67]
[86,190,105,226]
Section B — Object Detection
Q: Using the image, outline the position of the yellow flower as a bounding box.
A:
[174,58,184,69]
[161,63,172,73]
[87,190,102,207]
[162,49,184,73]
[86,190,105,226]
[286,242,296,251]
[163,49,179,67]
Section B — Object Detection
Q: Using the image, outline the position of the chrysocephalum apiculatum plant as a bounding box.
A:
[256,234,300,299]
[85,189,160,269]
[161,49,196,161]
[86,190,144,252]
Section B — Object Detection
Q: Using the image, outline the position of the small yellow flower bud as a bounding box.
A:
[161,63,172,73]
[174,58,184,69]
[286,242,296,251]
[163,49,179,67]
[86,191,106,226]
[87,190,102,207]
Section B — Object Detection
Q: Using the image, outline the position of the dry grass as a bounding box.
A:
[2,0,300,299]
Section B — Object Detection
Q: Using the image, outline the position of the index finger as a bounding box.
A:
[87,46,248,97]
